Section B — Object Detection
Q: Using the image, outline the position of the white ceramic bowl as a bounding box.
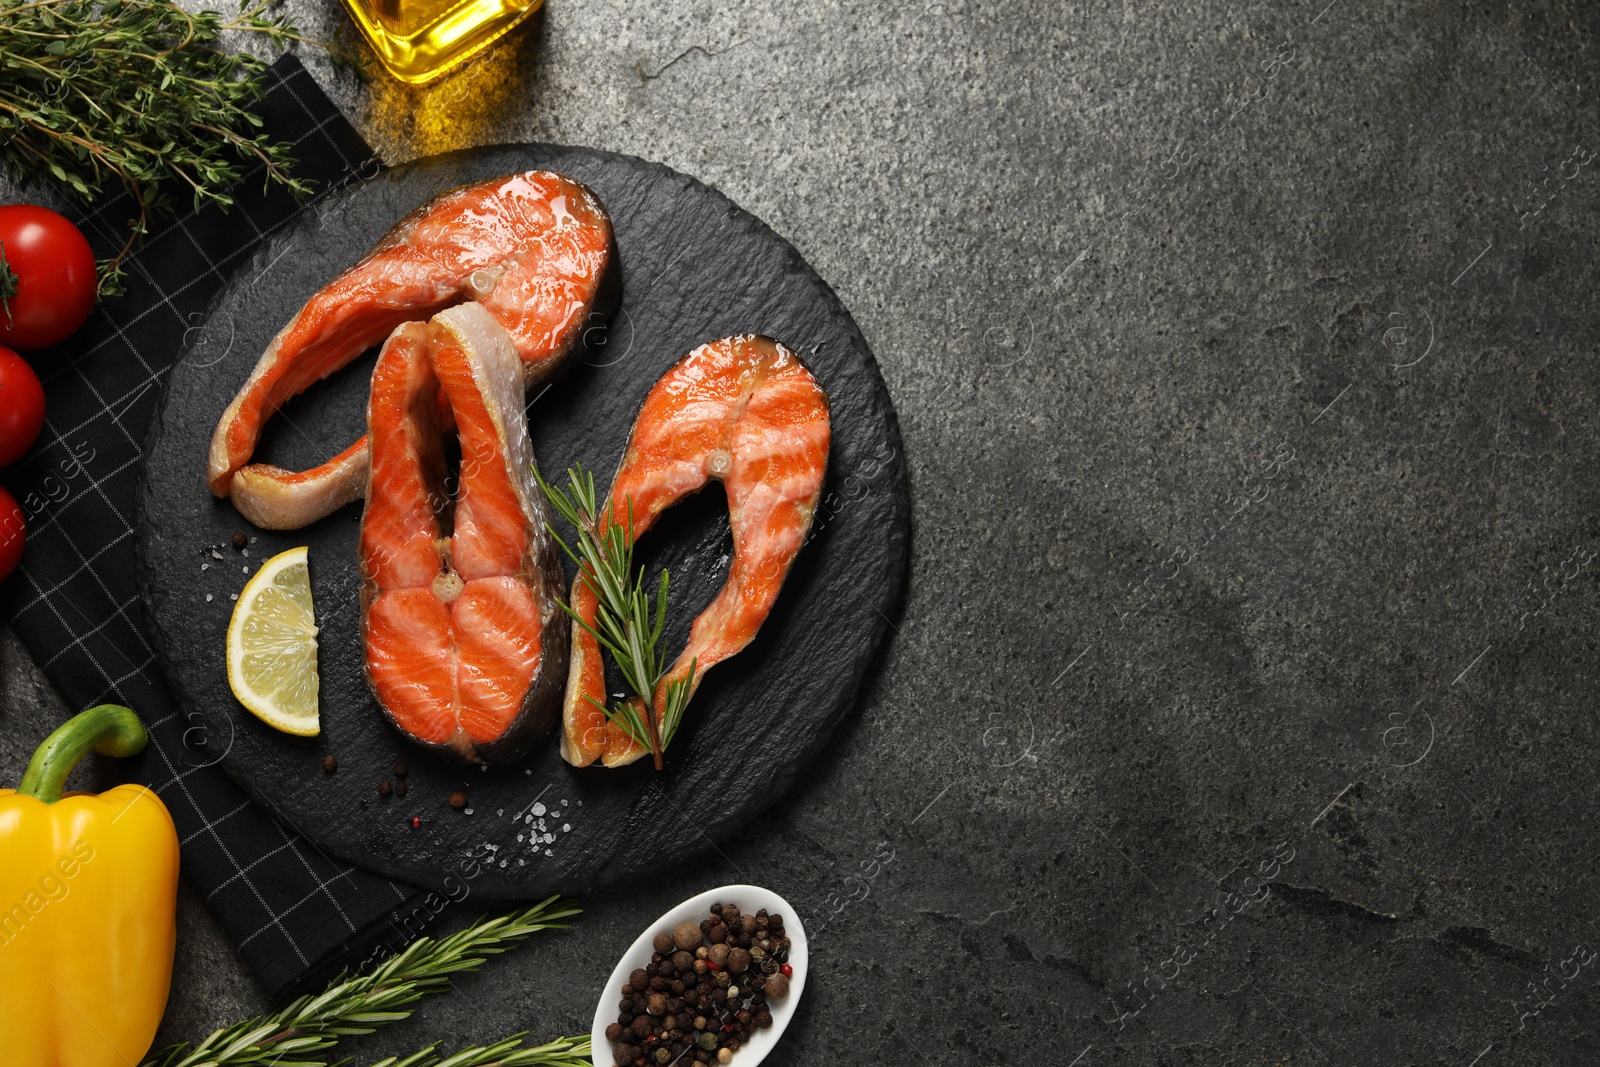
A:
[591,884,808,1067]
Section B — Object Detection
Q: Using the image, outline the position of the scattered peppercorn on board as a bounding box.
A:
[136,144,908,897]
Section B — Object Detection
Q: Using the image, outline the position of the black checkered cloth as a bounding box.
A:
[0,55,429,1000]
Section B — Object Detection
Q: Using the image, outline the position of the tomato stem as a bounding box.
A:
[0,241,16,330]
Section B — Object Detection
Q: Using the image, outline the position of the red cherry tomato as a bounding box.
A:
[0,484,25,581]
[0,205,96,350]
[0,348,44,467]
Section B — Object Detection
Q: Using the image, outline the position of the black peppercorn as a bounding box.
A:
[321,754,338,773]
[727,948,750,974]
[448,789,467,809]
[395,779,408,797]
[393,761,408,777]
[708,923,727,944]
[632,1016,652,1039]
[377,780,392,797]
[606,1023,624,1043]
[231,532,247,550]
[630,968,649,990]
[674,921,704,950]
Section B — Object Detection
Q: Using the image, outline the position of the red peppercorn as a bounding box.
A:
[723,1024,735,1033]
[705,961,721,972]
[409,816,421,829]
[780,963,793,977]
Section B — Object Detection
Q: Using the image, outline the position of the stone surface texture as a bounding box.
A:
[5,0,1600,1064]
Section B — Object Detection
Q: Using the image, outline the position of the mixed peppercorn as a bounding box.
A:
[607,901,795,1067]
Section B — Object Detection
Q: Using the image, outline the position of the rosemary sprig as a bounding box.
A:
[140,897,582,1067]
[536,464,696,769]
[369,1034,591,1067]
[0,0,345,293]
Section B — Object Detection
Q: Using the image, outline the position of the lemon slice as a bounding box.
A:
[226,546,321,736]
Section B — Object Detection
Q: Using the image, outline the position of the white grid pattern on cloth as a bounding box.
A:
[0,55,428,999]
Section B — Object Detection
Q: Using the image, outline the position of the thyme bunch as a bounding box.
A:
[0,0,334,292]
[140,898,582,1067]
[537,464,695,769]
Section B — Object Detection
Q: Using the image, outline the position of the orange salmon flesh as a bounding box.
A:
[210,170,613,530]
[360,303,567,763]
[561,335,831,768]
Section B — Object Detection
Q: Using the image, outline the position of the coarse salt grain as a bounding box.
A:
[464,808,474,815]
[497,809,504,817]
[205,594,213,602]
[544,848,553,856]
[562,823,571,832]
[201,563,209,571]
[531,802,545,816]
[230,594,238,601]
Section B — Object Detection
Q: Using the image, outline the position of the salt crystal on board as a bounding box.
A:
[205,594,213,602]
[562,824,571,832]
[531,802,546,816]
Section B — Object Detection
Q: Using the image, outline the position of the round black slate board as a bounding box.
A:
[137,145,908,898]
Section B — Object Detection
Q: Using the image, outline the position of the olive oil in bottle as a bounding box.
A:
[341,0,542,84]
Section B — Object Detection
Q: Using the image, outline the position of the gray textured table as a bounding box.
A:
[4,1,1600,1063]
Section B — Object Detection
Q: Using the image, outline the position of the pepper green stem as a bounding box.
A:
[17,704,146,803]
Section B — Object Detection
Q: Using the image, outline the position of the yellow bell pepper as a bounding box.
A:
[0,704,179,1067]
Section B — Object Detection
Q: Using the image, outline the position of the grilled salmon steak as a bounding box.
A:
[209,170,614,530]
[360,303,567,763]
[561,335,830,768]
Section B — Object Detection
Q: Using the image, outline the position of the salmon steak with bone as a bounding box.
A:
[207,170,614,530]
[359,302,567,764]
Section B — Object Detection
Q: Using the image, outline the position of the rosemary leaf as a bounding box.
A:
[367,1034,591,1067]
[537,464,699,766]
[140,897,581,1067]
